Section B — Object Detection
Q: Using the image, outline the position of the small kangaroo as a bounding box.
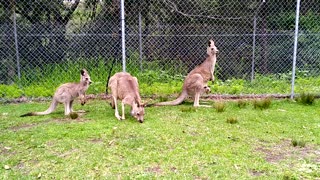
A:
[20,69,92,117]
[155,39,218,107]
[108,72,145,123]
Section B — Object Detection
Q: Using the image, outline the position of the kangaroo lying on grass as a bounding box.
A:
[20,69,92,117]
[108,72,145,123]
[155,39,218,107]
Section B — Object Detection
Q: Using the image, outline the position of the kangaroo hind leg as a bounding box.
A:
[64,100,72,115]
[113,96,121,120]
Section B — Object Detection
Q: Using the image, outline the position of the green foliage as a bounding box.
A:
[24,86,54,97]
[0,84,23,98]
[1,59,320,99]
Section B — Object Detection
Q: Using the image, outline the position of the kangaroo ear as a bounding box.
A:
[81,69,86,76]
[139,103,147,107]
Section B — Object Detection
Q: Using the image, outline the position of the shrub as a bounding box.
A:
[214,101,226,113]
[226,117,238,124]
[291,139,306,147]
[252,98,272,110]
[237,100,248,108]
[296,92,315,105]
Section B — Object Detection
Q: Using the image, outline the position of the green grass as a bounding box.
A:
[0,99,319,179]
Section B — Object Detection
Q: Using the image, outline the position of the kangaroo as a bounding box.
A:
[155,39,218,107]
[20,69,92,117]
[108,72,145,123]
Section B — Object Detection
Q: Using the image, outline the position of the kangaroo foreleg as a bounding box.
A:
[80,94,86,105]
[70,99,86,113]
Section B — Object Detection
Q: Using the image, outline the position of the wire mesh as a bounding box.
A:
[0,0,319,98]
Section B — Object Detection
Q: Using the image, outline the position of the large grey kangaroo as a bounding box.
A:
[154,39,218,107]
[108,72,145,123]
[20,69,92,117]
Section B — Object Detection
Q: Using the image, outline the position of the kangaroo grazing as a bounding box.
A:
[20,69,92,117]
[155,39,218,107]
[108,72,145,123]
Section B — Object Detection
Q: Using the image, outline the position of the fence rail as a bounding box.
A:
[1,0,320,99]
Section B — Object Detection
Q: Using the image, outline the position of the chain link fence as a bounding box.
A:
[1,0,320,98]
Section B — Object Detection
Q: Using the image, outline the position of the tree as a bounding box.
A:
[15,0,80,64]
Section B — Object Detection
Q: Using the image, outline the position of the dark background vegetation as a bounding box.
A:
[0,0,320,97]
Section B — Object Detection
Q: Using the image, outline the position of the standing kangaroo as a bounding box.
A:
[20,69,92,117]
[155,39,218,107]
[108,72,145,123]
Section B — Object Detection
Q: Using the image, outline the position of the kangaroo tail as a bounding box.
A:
[20,100,58,117]
[154,91,188,106]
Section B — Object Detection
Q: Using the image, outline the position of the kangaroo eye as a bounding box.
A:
[137,113,140,116]
[85,78,89,80]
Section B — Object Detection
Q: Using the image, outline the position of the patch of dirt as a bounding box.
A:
[9,117,89,132]
[10,123,38,132]
[0,145,13,155]
[51,117,89,123]
[2,93,305,105]
[255,139,320,163]
[250,169,266,176]
[57,148,79,158]
[146,165,162,174]
[89,138,103,144]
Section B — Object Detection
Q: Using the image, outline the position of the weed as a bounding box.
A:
[180,107,197,112]
[226,117,238,124]
[252,98,272,110]
[237,100,248,108]
[158,96,169,102]
[291,139,306,147]
[69,112,79,119]
[297,92,315,105]
[214,101,226,112]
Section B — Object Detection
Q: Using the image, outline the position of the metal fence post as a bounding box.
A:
[139,12,143,71]
[291,0,301,99]
[121,0,126,72]
[12,0,21,80]
[251,15,257,82]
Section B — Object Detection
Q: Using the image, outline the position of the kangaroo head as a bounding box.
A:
[207,39,219,56]
[131,102,145,123]
[80,69,92,85]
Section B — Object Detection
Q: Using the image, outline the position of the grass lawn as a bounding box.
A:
[0,98,319,179]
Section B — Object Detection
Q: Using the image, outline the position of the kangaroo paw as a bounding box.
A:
[204,86,211,93]
[115,114,122,120]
